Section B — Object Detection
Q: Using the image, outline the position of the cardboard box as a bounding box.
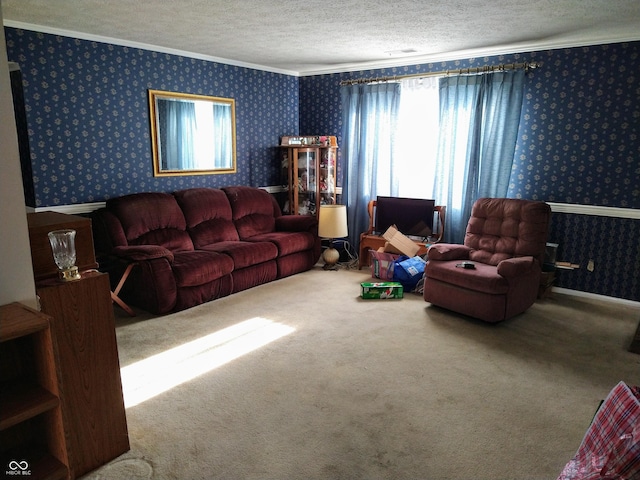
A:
[360,281,404,299]
[381,242,402,255]
[382,226,420,257]
[369,250,399,280]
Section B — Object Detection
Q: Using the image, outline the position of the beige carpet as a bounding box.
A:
[81,267,640,480]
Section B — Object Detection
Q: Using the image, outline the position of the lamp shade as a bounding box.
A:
[318,205,348,239]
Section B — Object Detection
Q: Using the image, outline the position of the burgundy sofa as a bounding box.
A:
[423,198,551,323]
[92,186,321,314]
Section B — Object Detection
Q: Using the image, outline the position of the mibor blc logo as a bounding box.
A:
[6,460,31,476]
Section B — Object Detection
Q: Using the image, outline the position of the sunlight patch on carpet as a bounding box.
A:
[120,317,295,407]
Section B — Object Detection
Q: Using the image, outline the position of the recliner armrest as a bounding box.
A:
[112,245,175,263]
[427,243,472,261]
[497,256,536,278]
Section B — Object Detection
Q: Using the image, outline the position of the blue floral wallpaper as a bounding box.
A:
[4,27,639,302]
[299,43,639,209]
[298,42,640,302]
[549,214,638,299]
[4,27,298,205]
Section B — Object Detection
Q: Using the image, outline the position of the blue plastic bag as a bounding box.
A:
[393,255,426,292]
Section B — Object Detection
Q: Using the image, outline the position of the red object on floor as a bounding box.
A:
[557,381,640,480]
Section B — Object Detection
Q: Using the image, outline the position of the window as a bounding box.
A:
[394,77,440,199]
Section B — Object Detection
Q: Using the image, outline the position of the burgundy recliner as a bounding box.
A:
[423,198,551,322]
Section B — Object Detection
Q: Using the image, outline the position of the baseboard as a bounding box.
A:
[551,287,640,308]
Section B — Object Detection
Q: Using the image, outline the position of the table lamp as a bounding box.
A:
[48,229,81,281]
[318,205,348,270]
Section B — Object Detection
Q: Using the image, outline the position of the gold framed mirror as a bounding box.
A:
[149,89,237,176]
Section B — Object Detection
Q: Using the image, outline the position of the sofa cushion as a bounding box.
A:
[229,262,278,293]
[276,250,315,278]
[223,186,277,238]
[425,260,509,294]
[174,275,233,313]
[201,241,277,269]
[174,188,240,245]
[171,251,234,288]
[246,231,316,257]
[106,192,193,252]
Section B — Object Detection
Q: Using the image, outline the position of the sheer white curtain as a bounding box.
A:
[394,77,440,199]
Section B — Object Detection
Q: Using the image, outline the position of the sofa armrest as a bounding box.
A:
[427,243,472,261]
[112,245,175,263]
[497,256,536,278]
[275,215,318,233]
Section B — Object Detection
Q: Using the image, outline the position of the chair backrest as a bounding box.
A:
[465,198,551,266]
[105,192,194,252]
[222,186,277,239]
[174,188,240,247]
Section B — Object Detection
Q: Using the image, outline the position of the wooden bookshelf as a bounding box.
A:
[0,302,69,480]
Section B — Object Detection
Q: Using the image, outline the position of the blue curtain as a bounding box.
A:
[432,70,525,244]
[340,83,400,248]
[213,103,232,168]
[160,99,197,170]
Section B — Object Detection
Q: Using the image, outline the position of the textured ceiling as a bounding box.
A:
[3,0,640,75]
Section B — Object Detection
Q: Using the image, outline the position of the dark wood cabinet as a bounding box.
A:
[0,302,69,480]
[25,211,129,479]
[37,271,129,479]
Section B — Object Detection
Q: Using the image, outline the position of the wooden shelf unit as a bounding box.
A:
[0,302,69,480]
[36,271,130,479]
[279,135,338,218]
[26,210,130,479]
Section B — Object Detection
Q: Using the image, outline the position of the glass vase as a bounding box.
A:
[48,229,81,281]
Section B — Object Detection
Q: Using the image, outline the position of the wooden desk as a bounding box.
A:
[358,201,445,269]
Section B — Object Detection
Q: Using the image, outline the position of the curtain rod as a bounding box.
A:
[339,61,540,86]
